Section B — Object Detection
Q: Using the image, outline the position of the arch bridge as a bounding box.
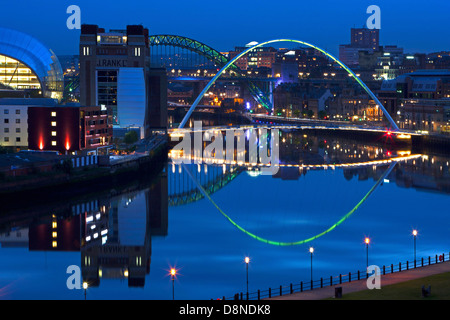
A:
[148,34,274,111]
[177,38,399,131]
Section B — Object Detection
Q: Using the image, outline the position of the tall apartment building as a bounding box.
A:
[79,25,148,136]
[339,27,380,66]
[79,24,167,138]
[350,28,379,50]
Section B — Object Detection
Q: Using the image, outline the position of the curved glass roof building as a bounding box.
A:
[0,27,63,100]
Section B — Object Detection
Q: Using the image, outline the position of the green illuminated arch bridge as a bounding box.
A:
[177,38,400,131]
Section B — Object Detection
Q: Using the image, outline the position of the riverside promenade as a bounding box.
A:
[268,261,450,300]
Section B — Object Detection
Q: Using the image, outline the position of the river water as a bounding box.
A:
[0,127,449,300]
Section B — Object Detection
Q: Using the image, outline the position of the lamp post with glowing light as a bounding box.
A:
[245,257,250,299]
[413,230,418,267]
[365,237,370,268]
[170,268,177,300]
[309,247,314,288]
[83,281,88,300]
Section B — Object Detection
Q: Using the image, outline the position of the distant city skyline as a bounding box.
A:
[0,0,449,57]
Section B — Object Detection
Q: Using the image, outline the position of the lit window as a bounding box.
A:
[51,111,57,117]
[52,241,57,248]
[52,141,57,146]
[51,131,57,136]
[52,221,57,228]
[52,231,57,238]
[51,121,57,126]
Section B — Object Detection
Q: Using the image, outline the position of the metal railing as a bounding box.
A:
[223,252,449,300]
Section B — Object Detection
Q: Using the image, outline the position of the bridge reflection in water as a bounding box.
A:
[167,126,421,207]
[166,126,423,246]
[0,130,448,297]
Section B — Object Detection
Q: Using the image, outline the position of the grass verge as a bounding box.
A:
[335,272,450,300]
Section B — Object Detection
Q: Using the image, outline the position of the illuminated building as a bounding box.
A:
[0,100,29,150]
[80,24,166,138]
[0,27,63,101]
[378,70,450,132]
[81,176,168,288]
[339,27,380,67]
[29,215,81,251]
[0,97,111,153]
[350,28,379,51]
[228,42,277,71]
[28,101,111,153]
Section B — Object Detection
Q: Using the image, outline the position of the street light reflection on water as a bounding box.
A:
[0,130,449,300]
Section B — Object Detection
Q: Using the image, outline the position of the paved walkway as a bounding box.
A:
[268,261,450,300]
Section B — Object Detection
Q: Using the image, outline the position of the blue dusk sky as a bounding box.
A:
[0,0,449,56]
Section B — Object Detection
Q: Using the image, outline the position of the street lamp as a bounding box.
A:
[412,230,418,267]
[83,281,88,300]
[245,257,250,299]
[309,247,314,289]
[365,237,370,268]
[170,268,177,300]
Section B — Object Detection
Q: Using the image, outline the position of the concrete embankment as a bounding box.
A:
[0,135,168,198]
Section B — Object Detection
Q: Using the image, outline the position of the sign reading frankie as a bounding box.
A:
[96,58,128,68]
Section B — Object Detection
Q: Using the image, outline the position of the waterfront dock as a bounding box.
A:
[0,134,168,196]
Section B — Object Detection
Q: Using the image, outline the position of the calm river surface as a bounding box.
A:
[0,128,449,300]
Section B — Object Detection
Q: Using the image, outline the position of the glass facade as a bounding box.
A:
[97,70,118,125]
[0,55,40,90]
[0,27,64,101]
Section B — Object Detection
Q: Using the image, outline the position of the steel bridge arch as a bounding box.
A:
[178,39,400,131]
[149,35,231,69]
[148,34,273,111]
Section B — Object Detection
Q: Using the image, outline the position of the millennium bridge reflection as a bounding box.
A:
[0,130,448,292]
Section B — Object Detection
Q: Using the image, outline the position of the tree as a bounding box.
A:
[124,130,139,145]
